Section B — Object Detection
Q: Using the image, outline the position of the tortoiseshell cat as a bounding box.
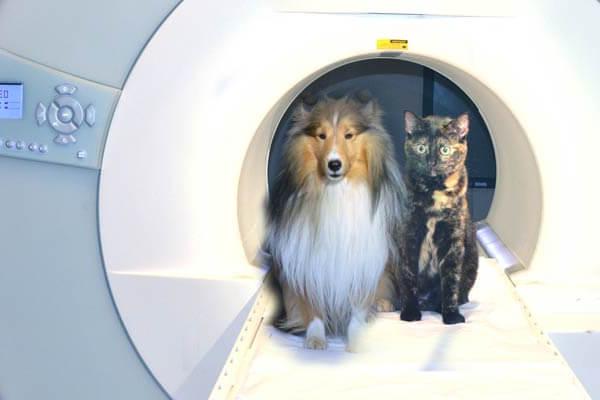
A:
[397,111,478,324]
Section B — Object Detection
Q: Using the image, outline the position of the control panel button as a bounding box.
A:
[76,150,88,159]
[55,83,77,95]
[16,140,25,150]
[48,103,78,136]
[28,143,39,152]
[36,103,47,125]
[39,144,48,154]
[54,95,84,126]
[36,83,95,146]
[5,140,15,149]
[57,106,73,123]
[85,105,96,126]
[54,134,76,145]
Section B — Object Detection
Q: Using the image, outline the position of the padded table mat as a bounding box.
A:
[237,258,588,399]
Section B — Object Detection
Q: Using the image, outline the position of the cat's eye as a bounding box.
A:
[416,144,428,154]
[344,132,353,139]
[318,133,326,140]
[440,145,451,155]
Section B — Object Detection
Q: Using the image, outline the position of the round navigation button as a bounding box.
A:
[58,106,74,123]
[16,141,25,150]
[28,143,39,152]
[5,140,15,149]
[54,95,84,127]
[39,145,48,154]
[48,103,78,135]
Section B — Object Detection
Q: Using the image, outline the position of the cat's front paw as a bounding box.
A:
[400,306,422,322]
[442,310,465,324]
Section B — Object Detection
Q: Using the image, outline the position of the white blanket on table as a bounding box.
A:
[237,258,588,399]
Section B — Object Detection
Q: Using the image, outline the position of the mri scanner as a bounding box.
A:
[1,0,600,399]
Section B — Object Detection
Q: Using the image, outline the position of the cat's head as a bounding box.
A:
[404,111,469,178]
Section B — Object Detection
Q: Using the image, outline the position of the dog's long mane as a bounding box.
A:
[266,95,406,334]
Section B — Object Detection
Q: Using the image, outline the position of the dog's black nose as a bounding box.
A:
[328,159,342,172]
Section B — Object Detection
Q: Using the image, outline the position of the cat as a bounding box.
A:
[397,111,478,324]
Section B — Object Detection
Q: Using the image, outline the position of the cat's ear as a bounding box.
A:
[450,113,470,138]
[404,111,421,135]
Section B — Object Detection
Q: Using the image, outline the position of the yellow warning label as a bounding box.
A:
[376,39,408,50]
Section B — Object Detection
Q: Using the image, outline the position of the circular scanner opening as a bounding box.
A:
[267,59,497,222]
[101,49,543,399]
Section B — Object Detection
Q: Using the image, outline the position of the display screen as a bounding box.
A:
[0,83,23,119]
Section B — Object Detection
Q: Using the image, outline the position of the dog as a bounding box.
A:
[264,93,406,351]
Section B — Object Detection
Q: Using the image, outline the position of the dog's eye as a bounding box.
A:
[345,132,353,139]
[318,133,326,140]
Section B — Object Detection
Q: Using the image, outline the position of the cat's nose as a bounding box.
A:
[328,159,342,172]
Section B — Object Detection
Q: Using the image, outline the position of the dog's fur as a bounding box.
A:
[265,94,406,351]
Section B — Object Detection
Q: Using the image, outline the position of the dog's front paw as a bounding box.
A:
[345,338,364,353]
[375,299,395,313]
[346,312,367,353]
[442,310,465,325]
[305,334,327,350]
[400,305,422,322]
[304,318,327,350]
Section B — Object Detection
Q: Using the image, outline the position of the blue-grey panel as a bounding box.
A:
[0,49,119,169]
[0,156,167,400]
[0,0,181,88]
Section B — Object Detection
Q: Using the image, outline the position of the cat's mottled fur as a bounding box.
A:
[397,111,478,324]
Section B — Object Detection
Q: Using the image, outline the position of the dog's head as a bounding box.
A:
[287,93,385,185]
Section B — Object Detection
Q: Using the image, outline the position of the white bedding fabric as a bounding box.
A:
[237,258,588,399]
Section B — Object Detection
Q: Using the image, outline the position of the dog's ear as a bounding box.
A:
[301,91,319,107]
[362,100,383,125]
[292,94,317,130]
[292,102,311,126]
[354,90,382,124]
[354,89,373,104]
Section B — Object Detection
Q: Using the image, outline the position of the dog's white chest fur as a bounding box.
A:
[277,180,389,331]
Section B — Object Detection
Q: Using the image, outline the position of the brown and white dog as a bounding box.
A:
[265,94,406,351]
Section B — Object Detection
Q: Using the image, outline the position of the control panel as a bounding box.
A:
[0,49,119,169]
[36,83,96,145]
